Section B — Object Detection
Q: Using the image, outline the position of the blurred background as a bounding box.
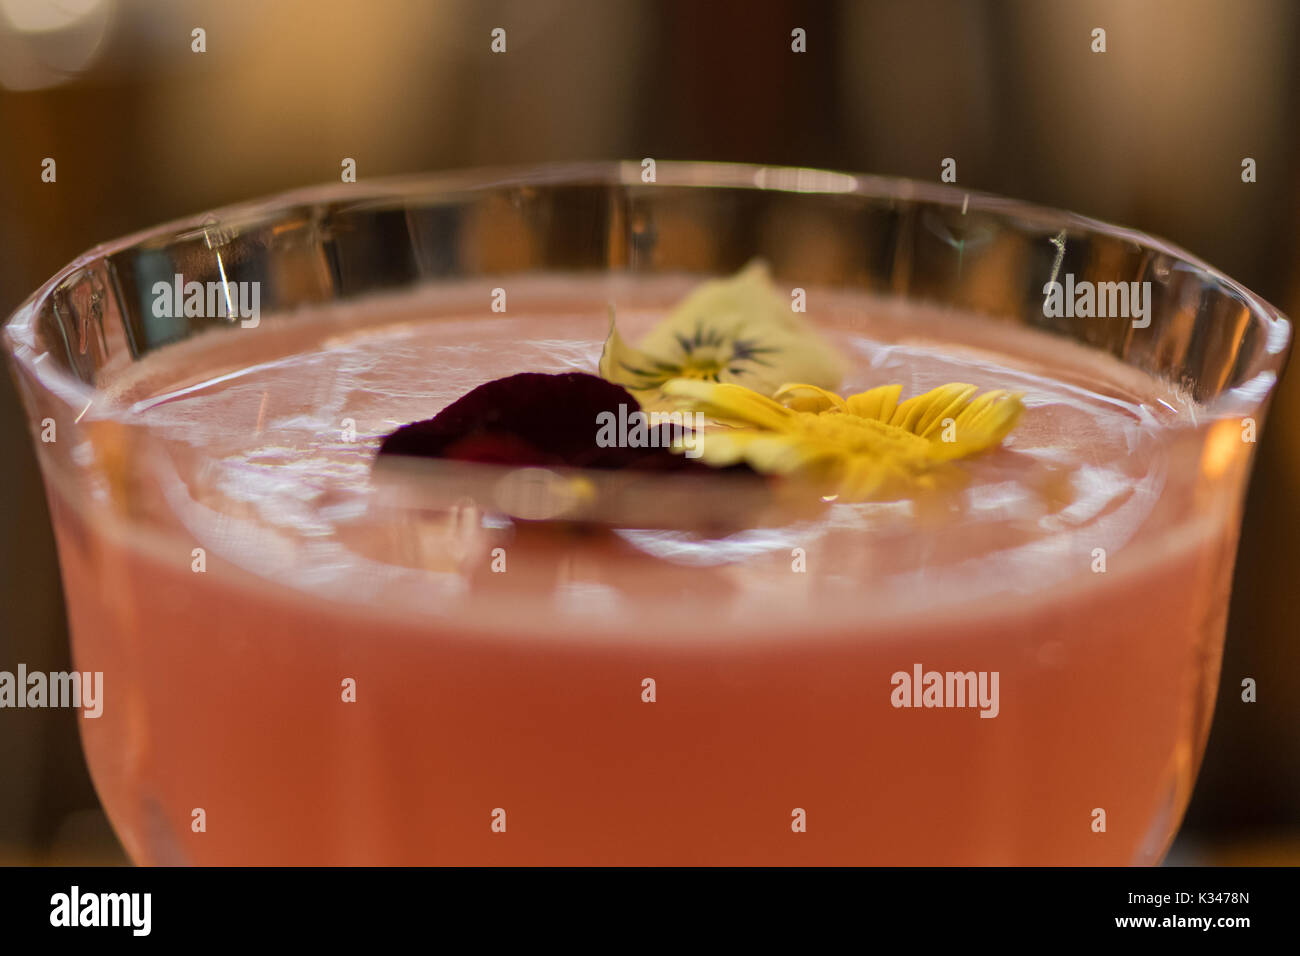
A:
[1,0,1297,864]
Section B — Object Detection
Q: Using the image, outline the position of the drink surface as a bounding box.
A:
[49,274,1235,864]
[95,274,1200,634]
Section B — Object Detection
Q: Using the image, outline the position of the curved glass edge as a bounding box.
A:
[3,160,1292,430]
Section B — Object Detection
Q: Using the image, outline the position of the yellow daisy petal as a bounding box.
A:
[918,384,979,439]
[888,393,931,434]
[667,378,1026,502]
[772,383,847,413]
[662,379,793,430]
[844,384,902,422]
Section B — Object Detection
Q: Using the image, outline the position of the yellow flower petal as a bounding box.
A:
[771,383,846,413]
[596,310,674,406]
[917,384,979,439]
[598,260,843,405]
[662,379,793,431]
[666,378,1026,502]
[844,384,902,422]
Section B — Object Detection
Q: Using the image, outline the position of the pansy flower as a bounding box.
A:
[662,379,1025,502]
[599,260,843,407]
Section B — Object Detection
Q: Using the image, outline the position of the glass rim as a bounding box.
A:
[4,159,1292,417]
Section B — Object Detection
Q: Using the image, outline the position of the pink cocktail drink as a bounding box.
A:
[6,167,1288,864]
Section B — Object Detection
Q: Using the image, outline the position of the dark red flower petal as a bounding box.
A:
[376,372,709,472]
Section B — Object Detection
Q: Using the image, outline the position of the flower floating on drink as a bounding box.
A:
[376,261,1025,507]
[377,371,706,472]
[374,371,754,527]
[598,260,843,407]
[660,379,1023,502]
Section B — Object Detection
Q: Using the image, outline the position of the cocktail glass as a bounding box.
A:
[4,163,1291,864]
